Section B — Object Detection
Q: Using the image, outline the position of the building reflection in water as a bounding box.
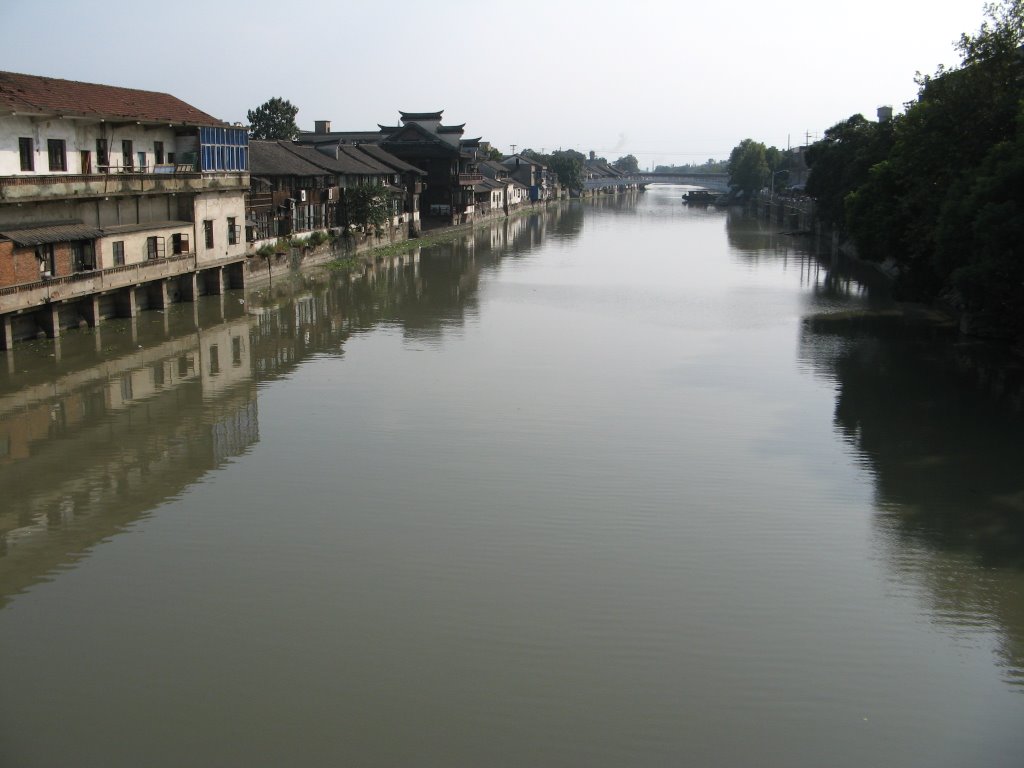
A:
[0,205,579,607]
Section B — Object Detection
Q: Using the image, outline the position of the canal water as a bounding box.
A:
[1,187,1023,767]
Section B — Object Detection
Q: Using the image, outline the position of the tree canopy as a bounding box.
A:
[247,97,300,141]
[805,0,1024,336]
[727,139,769,196]
[612,154,640,174]
[522,149,585,192]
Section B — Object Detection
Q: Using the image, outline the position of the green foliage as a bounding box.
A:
[939,111,1024,335]
[307,230,329,247]
[483,146,504,161]
[806,115,893,229]
[727,139,769,195]
[808,0,1024,335]
[344,185,390,232]
[247,97,299,141]
[612,154,640,174]
[547,149,585,192]
[256,243,275,257]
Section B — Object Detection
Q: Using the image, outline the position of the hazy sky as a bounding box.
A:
[2,0,986,168]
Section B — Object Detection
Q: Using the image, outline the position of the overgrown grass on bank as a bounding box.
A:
[326,204,554,271]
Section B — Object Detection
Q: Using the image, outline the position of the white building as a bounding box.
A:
[0,71,249,347]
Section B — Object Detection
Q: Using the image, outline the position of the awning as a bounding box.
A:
[0,221,103,247]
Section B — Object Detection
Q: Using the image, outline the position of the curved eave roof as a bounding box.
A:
[399,110,443,121]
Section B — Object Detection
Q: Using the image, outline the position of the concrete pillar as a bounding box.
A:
[89,296,102,328]
[117,288,137,318]
[158,280,169,309]
[1,315,12,351]
[129,317,138,346]
[94,325,103,354]
[52,335,62,362]
[47,304,61,339]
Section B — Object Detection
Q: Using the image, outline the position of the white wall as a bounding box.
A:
[193,191,247,264]
[96,223,193,269]
[0,116,182,175]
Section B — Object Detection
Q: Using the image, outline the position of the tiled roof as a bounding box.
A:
[295,131,385,145]
[0,221,103,246]
[354,144,425,175]
[502,154,547,170]
[249,141,331,177]
[337,145,392,174]
[0,70,225,126]
[400,111,444,121]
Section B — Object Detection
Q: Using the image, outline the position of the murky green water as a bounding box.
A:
[2,188,1023,767]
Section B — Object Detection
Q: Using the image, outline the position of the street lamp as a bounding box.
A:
[769,169,787,196]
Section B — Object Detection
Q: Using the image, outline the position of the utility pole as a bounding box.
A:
[510,143,517,155]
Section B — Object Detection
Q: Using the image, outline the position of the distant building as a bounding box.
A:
[299,110,482,225]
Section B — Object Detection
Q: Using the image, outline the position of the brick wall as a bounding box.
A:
[53,243,73,277]
[0,241,46,288]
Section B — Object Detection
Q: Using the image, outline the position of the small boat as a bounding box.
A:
[682,190,717,205]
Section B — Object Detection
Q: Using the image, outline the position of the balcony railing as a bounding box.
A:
[0,170,249,202]
[458,173,484,186]
[0,253,199,314]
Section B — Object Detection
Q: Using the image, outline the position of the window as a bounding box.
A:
[72,242,95,272]
[18,137,33,171]
[198,126,249,172]
[122,140,133,170]
[47,139,66,172]
[227,217,237,245]
[80,151,91,174]
[137,151,146,171]
[172,233,190,254]
[96,139,109,171]
[112,241,125,266]
[203,220,214,249]
[167,152,176,165]
[154,141,164,165]
[145,236,164,260]
[36,243,55,276]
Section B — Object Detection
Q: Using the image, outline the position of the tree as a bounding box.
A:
[835,0,1024,335]
[343,185,390,233]
[548,149,586,193]
[612,154,640,174]
[247,97,299,141]
[483,145,504,161]
[727,139,769,196]
[805,115,892,229]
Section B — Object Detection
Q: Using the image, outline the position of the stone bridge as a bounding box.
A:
[583,172,729,193]
[634,172,730,192]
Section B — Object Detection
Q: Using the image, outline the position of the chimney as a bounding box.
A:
[315,120,331,134]
[876,106,893,123]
